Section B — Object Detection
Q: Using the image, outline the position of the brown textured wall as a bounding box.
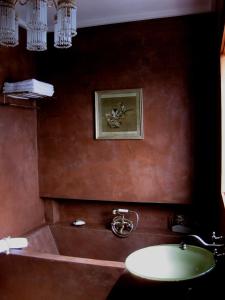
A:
[37,14,217,204]
[0,32,45,237]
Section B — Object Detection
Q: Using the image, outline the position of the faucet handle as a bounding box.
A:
[212,231,224,243]
[112,208,129,215]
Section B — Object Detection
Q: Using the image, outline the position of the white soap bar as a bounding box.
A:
[72,219,86,226]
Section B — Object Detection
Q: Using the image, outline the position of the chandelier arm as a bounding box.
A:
[52,0,57,9]
[16,0,30,5]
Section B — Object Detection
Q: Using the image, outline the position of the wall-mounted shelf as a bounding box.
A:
[3,91,49,100]
[0,93,53,110]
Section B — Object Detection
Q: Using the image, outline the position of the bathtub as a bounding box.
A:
[0,224,181,300]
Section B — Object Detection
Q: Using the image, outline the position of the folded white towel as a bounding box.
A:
[0,237,28,254]
[4,79,53,89]
[4,83,54,91]
[3,87,54,97]
[3,79,54,97]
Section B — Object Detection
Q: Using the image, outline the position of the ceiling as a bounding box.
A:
[17,0,214,32]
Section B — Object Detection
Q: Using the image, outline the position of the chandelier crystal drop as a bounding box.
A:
[26,0,47,31]
[27,28,47,51]
[26,0,48,51]
[54,16,72,48]
[0,0,77,51]
[0,0,18,47]
[57,0,77,37]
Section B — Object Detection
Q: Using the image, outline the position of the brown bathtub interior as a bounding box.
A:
[24,223,182,261]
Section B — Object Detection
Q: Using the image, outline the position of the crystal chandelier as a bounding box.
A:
[0,0,77,51]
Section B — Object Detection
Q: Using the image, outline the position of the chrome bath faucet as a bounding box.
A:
[111,208,139,238]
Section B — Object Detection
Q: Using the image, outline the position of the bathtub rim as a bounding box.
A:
[10,249,125,269]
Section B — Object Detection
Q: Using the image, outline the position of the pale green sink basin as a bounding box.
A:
[125,244,215,282]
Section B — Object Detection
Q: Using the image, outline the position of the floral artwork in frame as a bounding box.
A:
[95,89,144,140]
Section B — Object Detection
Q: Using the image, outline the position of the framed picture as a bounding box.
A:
[95,88,144,139]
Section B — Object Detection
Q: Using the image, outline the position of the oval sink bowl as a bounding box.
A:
[125,244,215,282]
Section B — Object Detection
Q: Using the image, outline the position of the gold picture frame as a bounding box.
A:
[95,88,144,139]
